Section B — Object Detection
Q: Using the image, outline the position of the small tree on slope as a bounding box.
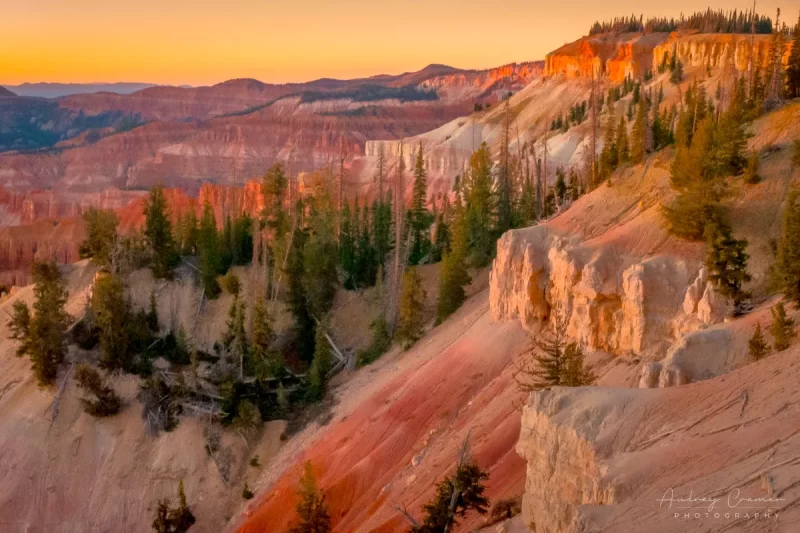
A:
[771,301,796,352]
[290,462,331,533]
[748,323,770,361]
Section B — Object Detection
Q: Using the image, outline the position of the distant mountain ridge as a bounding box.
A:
[0,87,16,97]
[4,82,171,98]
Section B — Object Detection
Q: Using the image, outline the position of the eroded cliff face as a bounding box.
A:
[515,344,800,533]
[545,31,781,81]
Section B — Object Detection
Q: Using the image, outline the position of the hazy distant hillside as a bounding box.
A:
[5,82,163,98]
[0,87,16,97]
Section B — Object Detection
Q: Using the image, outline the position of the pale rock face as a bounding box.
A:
[490,226,724,359]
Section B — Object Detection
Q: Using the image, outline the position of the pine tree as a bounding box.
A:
[147,291,159,333]
[143,184,178,279]
[180,208,199,255]
[303,188,338,319]
[74,363,121,417]
[787,11,800,98]
[286,229,316,362]
[431,197,451,262]
[8,261,70,386]
[704,223,751,306]
[748,323,770,361]
[409,143,431,265]
[308,325,333,402]
[79,208,119,269]
[515,306,594,391]
[554,168,567,205]
[744,153,761,184]
[410,438,489,533]
[197,202,221,298]
[630,99,650,163]
[496,100,514,235]
[436,193,470,323]
[396,267,426,349]
[771,301,796,351]
[775,188,800,304]
[290,462,331,533]
[251,295,275,370]
[599,111,618,179]
[463,143,495,266]
[93,272,133,371]
[152,480,196,533]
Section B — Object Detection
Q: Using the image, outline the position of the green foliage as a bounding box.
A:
[143,185,178,279]
[771,301,796,352]
[289,462,331,533]
[463,143,496,266]
[748,323,770,361]
[197,202,221,298]
[251,295,276,371]
[409,143,432,265]
[148,291,160,333]
[303,190,338,319]
[411,456,489,533]
[218,271,241,296]
[774,188,800,304]
[92,273,134,371]
[286,229,316,362]
[358,316,392,366]
[307,325,333,402]
[615,115,630,164]
[232,399,262,433]
[396,267,426,349]
[704,223,751,306]
[515,306,595,391]
[744,153,761,184]
[436,192,470,323]
[152,480,196,533]
[8,261,70,386]
[177,208,199,255]
[669,59,684,85]
[79,208,119,268]
[787,12,800,98]
[630,99,650,164]
[74,363,121,417]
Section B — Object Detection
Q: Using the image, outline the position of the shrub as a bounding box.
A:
[748,323,769,361]
[242,481,254,500]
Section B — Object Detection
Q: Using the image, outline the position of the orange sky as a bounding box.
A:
[2,0,791,86]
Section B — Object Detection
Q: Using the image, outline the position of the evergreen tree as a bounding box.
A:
[74,363,121,417]
[251,295,275,369]
[303,189,338,319]
[152,480,196,533]
[515,306,594,391]
[197,202,221,298]
[748,322,770,361]
[744,153,761,184]
[771,301,796,351]
[93,272,133,371]
[290,462,331,533]
[630,99,650,163]
[431,197,451,262]
[396,267,426,349]
[520,150,537,226]
[354,199,377,287]
[308,325,333,402]
[599,112,618,179]
[147,291,159,333]
[787,11,800,98]
[339,201,356,287]
[436,193,470,323]
[143,185,178,279]
[410,445,489,533]
[8,261,70,386]
[79,208,119,268]
[704,224,751,306]
[286,229,316,362]
[496,100,514,235]
[775,188,800,304]
[409,144,431,265]
[180,208,199,255]
[463,143,496,266]
[554,168,567,205]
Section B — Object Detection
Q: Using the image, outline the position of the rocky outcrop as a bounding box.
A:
[516,347,800,533]
[489,224,722,360]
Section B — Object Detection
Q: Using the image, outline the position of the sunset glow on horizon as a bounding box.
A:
[3,0,789,87]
